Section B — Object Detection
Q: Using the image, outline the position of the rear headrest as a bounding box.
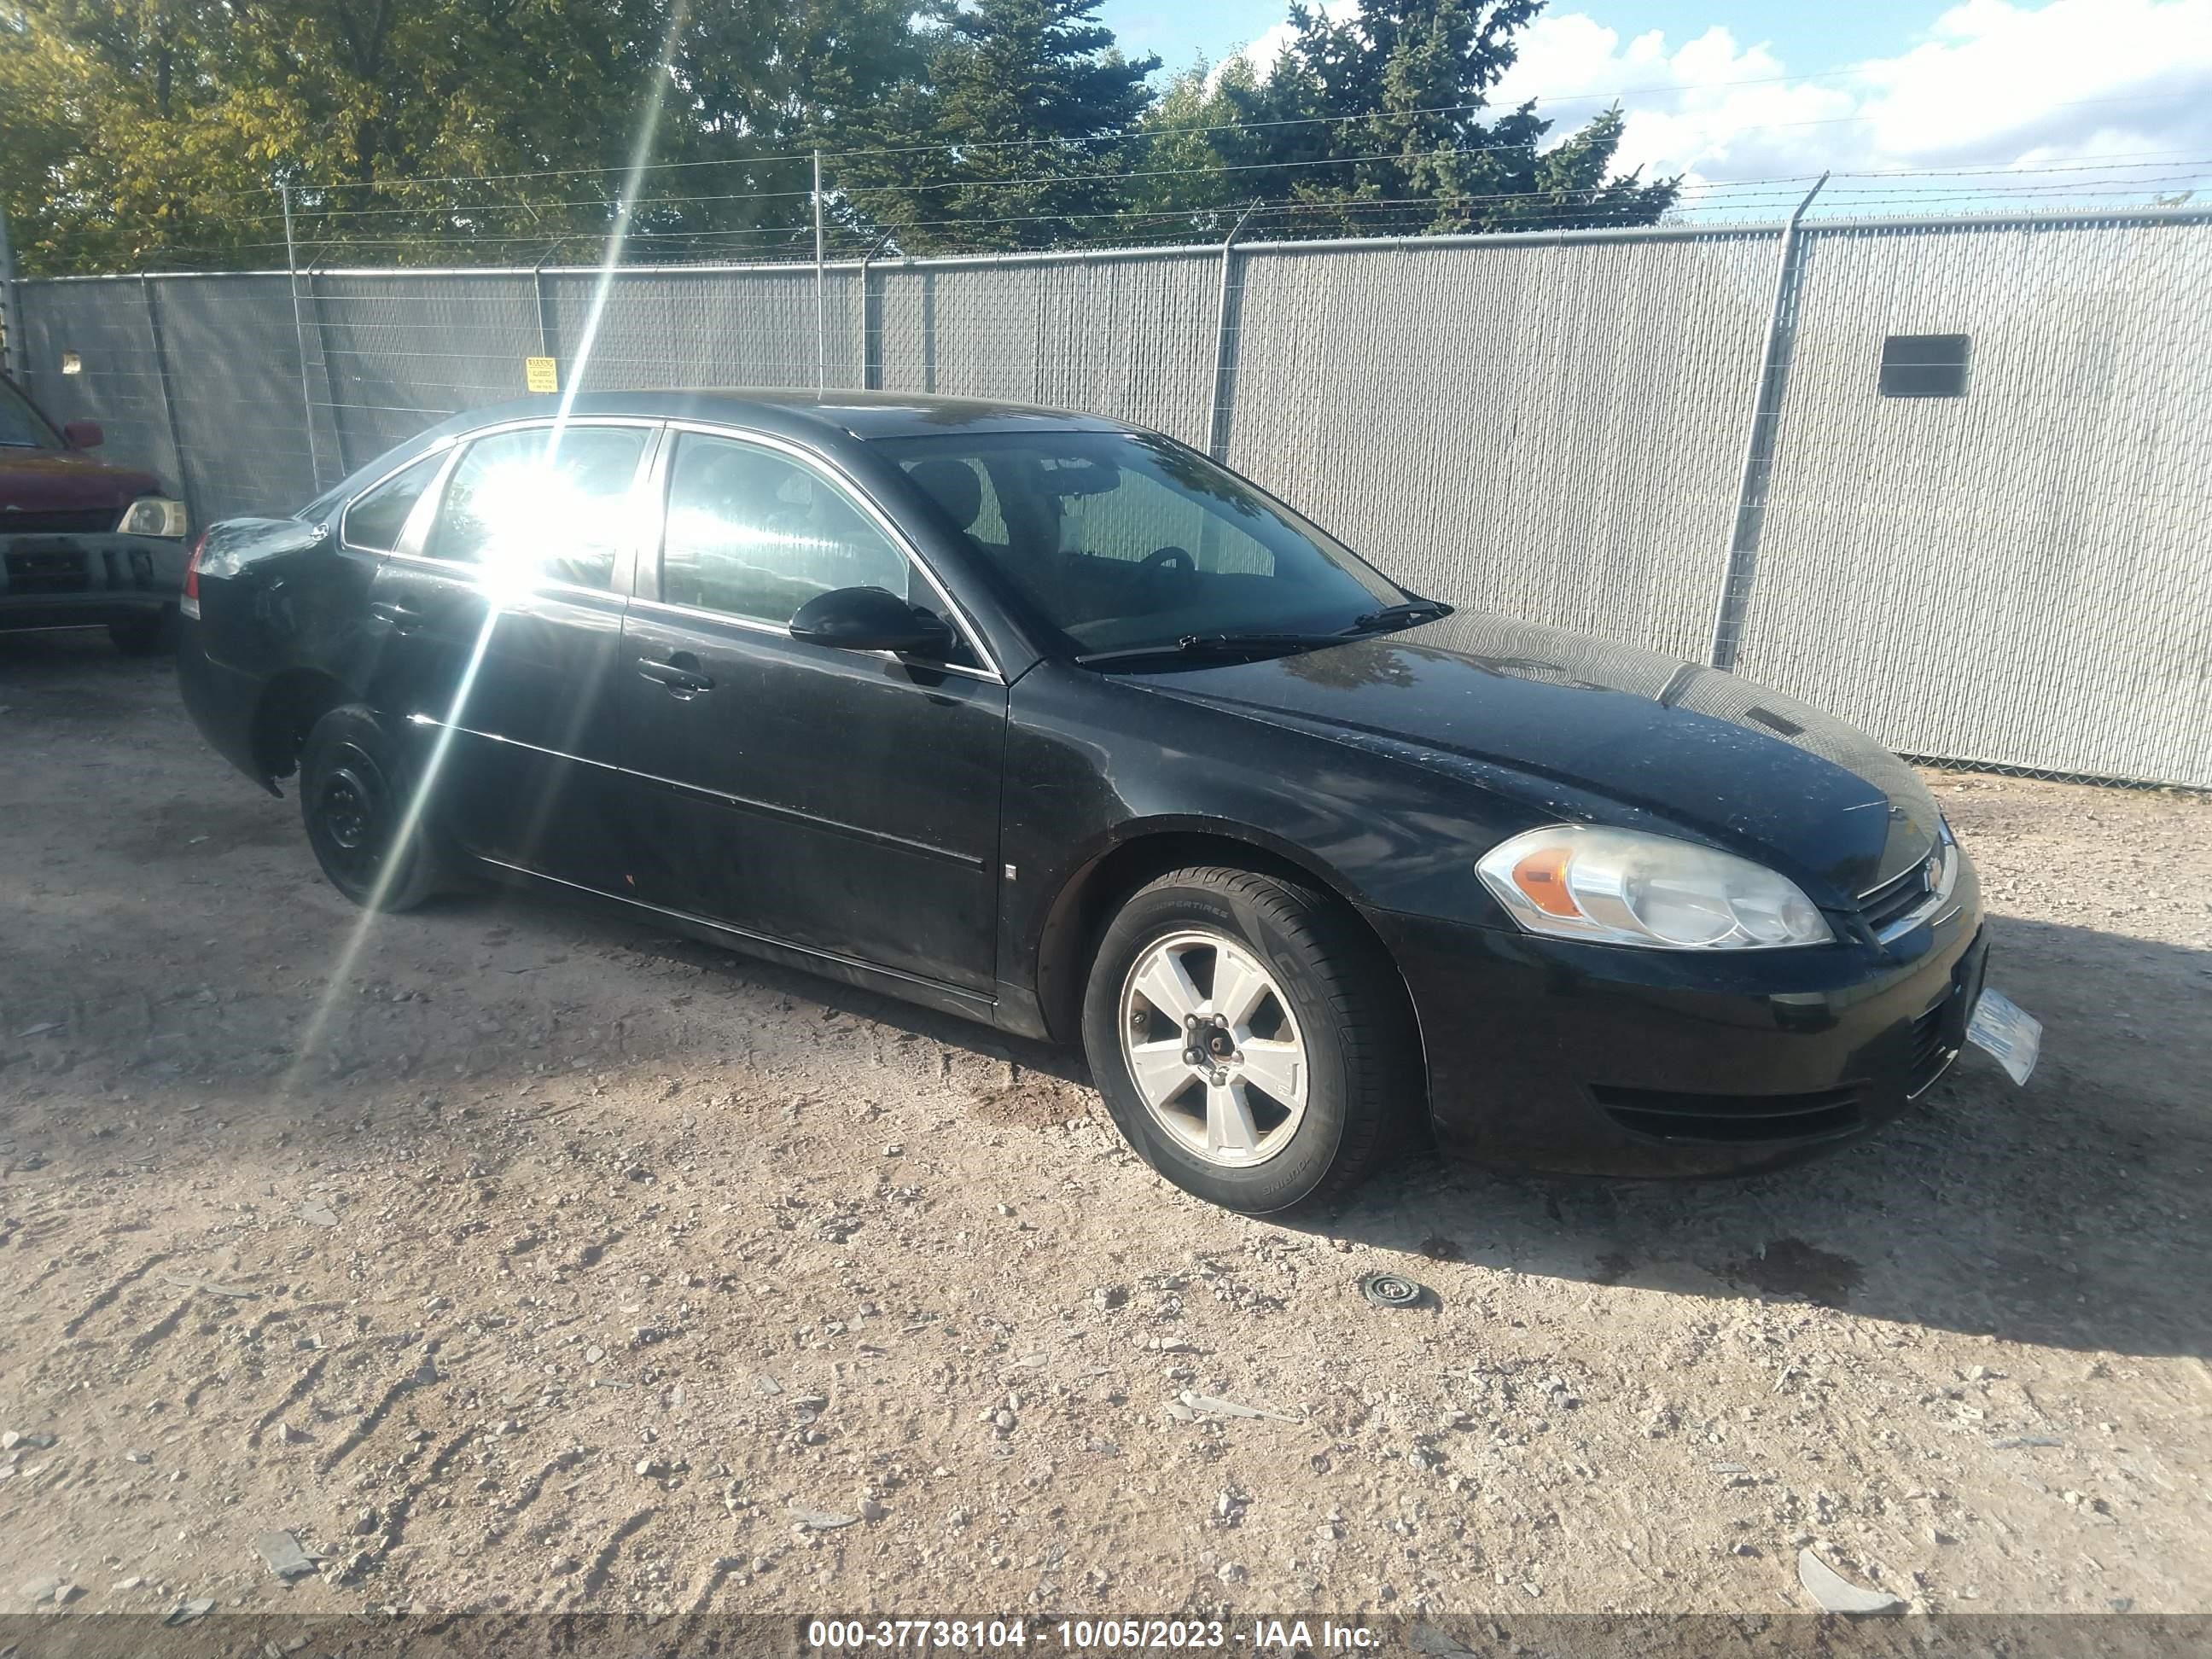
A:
[908,458,984,532]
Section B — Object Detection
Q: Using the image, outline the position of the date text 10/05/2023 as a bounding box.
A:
[805,1621,1378,1651]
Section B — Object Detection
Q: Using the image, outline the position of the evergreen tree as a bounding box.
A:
[1138,0,1679,240]
[835,0,1159,253]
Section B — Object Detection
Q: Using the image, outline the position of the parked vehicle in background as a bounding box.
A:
[0,372,191,655]
[175,391,2017,1214]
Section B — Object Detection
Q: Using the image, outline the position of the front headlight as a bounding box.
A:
[1476,825,1833,949]
[118,498,189,538]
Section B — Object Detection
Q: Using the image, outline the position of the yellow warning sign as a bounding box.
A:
[524,356,559,393]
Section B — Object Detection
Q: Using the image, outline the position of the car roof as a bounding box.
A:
[434,389,1138,443]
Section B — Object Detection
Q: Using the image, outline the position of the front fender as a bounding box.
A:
[998,664,1575,1034]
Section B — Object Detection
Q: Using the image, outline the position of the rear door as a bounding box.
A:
[613,426,1007,996]
[362,418,656,889]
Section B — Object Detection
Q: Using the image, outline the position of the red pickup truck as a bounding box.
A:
[2,370,190,654]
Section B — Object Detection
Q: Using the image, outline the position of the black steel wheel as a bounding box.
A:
[298,704,442,911]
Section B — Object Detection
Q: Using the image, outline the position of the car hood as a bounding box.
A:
[1132,609,1943,901]
[0,447,161,514]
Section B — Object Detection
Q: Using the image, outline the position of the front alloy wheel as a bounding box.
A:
[1120,930,1309,1167]
[1081,864,1417,1213]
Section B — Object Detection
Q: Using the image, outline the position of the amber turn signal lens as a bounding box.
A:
[1511,846,1581,917]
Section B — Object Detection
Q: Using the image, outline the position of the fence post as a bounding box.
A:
[306,259,352,478]
[1205,201,1262,461]
[858,233,891,392]
[279,183,327,492]
[0,200,22,381]
[1708,172,1827,672]
[812,148,826,393]
[140,273,193,521]
[533,242,561,364]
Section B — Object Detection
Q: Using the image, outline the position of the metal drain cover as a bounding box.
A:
[1359,1272,1427,1309]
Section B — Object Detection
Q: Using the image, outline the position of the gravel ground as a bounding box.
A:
[2,630,2209,1621]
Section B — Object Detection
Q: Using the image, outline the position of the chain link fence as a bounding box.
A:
[9,208,2209,788]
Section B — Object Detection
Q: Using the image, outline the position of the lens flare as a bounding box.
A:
[275,6,691,1103]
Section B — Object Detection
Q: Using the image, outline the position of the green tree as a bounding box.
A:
[1121,57,1264,234]
[1138,0,1679,240]
[0,0,927,273]
[836,0,1160,253]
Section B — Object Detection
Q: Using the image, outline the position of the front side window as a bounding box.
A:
[660,432,915,626]
[430,423,649,591]
[883,430,1405,660]
[0,378,62,450]
[341,452,444,551]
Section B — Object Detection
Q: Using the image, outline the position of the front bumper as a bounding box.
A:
[1368,880,1988,1178]
[0,532,186,627]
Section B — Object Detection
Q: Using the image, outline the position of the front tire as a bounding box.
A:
[1080,865,1417,1214]
[298,704,443,912]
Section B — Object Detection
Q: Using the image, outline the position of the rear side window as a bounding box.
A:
[661,432,914,625]
[341,453,444,551]
[430,424,649,591]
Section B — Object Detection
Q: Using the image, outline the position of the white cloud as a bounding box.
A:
[1215,20,1301,90]
[1211,1,2212,212]
[1485,0,2212,212]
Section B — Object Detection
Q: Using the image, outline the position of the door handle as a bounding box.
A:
[637,654,713,696]
[369,601,422,634]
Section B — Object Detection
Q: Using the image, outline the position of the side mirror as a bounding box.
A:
[62,419,103,450]
[789,585,957,658]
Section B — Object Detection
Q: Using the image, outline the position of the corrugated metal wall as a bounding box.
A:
[14,212,2210,787]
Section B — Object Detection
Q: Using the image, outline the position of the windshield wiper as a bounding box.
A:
[1344,597,1453,634]
[1074,631,1349,667]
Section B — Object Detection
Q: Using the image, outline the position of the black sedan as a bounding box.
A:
[178,392,1992,1213]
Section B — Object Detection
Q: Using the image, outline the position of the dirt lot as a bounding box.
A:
[3,629,2209,1622]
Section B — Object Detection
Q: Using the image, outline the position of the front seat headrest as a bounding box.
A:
[908,458,985,532]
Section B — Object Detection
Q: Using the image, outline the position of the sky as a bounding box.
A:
[1095,0,2212,218]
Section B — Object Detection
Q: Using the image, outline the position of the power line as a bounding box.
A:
[207,150,2212,236]
[294,85,2212,197]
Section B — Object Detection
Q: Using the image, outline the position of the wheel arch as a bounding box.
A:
[1031,822,1426,1092]
[250,667,355,787]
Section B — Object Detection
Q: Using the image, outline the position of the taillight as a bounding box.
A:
[179,530,208,620]
[183,531,207,600]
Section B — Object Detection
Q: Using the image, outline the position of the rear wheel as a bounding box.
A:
[1080,865,1417,1214]
[108,605,177,656]
[298,704,443,911]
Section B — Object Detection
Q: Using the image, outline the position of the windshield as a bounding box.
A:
[0,378,63,449]
[876,430,1406,661]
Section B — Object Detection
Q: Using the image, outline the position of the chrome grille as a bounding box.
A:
[1860,861,1936,934]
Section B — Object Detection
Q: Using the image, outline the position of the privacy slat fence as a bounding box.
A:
[8,208,2209,788]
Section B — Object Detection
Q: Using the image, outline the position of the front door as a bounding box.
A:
[613,428,1006,996]
[362,419,655,888]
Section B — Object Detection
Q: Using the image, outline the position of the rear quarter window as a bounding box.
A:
[341,453,445,551]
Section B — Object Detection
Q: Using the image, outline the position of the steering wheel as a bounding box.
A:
[1140,544,1197,579]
